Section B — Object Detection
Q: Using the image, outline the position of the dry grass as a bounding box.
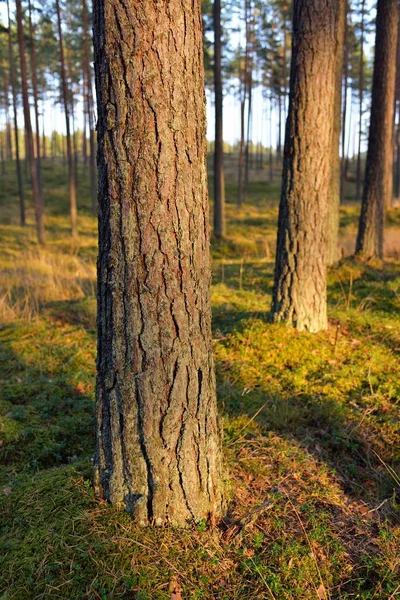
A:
[0,247,96,322]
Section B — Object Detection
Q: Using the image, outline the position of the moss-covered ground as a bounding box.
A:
[0,158,399,599]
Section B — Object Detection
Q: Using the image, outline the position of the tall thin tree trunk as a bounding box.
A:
[345,89,353,179]
[213,0,225,238]
[82,0,96,214]
[394,13,400,200]
[42,105,46,160]
[238,50,246,208]
[272,0,338,333]
[356,0,365,201]
[28,0,43,199]
[93,0,223,526]
[7,0,25,225]
[356,0,398,258]
[268,97,273,183]
[276,93,282,163]
[82,90,88,167]
[5,78,13,161]
[1,140,5,176]
[56,0,77,236]
[340,0,349,203]
[244,65,252,190]
[328,0,346,266]
[16,0,44,243]
[71,87,79,187]
[244,0,252,195]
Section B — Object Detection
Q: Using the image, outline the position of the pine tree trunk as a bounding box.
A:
[82,94,88,168]
[356,0,365,202]
[213,0,225,238]
[268,99,273,182]
[327,0,346,266]
[0,141,5,176]
[276,93,282,164]
[345,90,352,180]
[340,0,349,203]
[394,14,400,200]
[244,0,252,192]
[28,0,43,199]
[42,107,46,160]
[7,0,25,226]
[16,0,44,243]
[56,0,77,237]
[271,0,338,333]
[356,0,398,258]
[71,89,79,187]
[82,0,97,215]
[244,69,252,190]
[93,0,223,527]
[238,62,245,208]
[5,78,13,161]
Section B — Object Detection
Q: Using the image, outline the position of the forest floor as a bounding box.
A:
[0,159,400,599]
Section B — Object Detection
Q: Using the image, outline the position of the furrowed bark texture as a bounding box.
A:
[93,0,223,526]
[356,0,398,258]
[327,0,345,267]
[271,0,338,333]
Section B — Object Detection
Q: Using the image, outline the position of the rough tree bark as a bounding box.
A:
[56,0,78,237]
[7,0,25,226]
[93,0,224,527]
[213,0,225,238]
[356,0,398,258]
[327,0,346,266]
[271,0,339,333]
[16,0,44,243]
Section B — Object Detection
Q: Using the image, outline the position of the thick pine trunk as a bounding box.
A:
[356,0,398,258]
[16,0,44,243]
[56,0,78,237]
[7,0,25,226]
[271,0,338,333]
[93,0,223,527]
[213,0,225,238]
[327,0,346,267]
